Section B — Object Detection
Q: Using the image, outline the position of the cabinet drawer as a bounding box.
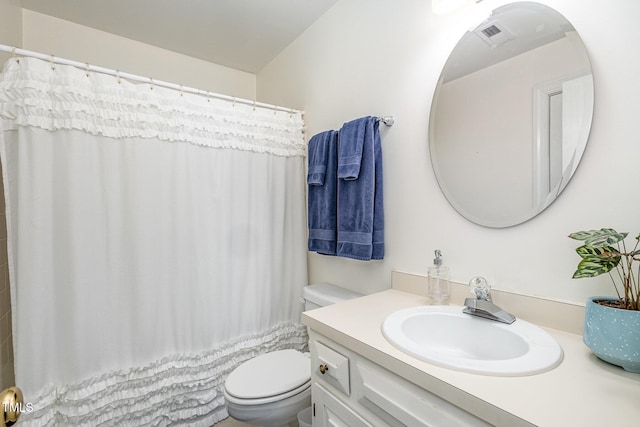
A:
[313,340,351,395]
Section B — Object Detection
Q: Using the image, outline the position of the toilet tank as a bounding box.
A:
[303,283,362,311]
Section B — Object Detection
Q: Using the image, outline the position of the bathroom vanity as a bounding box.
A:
[301,272,640,427]
[309,331,491,426]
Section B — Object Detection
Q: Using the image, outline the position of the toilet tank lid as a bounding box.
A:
[303,283,363,307]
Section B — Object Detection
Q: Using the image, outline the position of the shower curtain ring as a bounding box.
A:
[85,63,90,78]
[49,54,55,71]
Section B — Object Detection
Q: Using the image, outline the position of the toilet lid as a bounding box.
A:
[225,349,310,399]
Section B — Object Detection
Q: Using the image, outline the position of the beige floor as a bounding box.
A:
[213,417,253,426]
[214,417,301,427]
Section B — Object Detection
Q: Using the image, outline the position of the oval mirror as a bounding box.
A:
[429,2,593,228]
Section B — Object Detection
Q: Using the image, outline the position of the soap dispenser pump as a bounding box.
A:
[428,249,450,304]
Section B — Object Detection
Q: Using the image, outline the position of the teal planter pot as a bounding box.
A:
[583,297,640,373]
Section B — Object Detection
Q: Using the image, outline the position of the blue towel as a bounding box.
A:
[307,130,338,255]
[337,116,384,260]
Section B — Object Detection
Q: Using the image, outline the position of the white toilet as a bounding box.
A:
[223,283,362,427]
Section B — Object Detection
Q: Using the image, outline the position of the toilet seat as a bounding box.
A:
[224,381,311,405]
[225,349,311,405]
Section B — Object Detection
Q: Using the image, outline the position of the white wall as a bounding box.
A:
[0,0,21,64]
[21,10,256,100]
[257,0,640,304]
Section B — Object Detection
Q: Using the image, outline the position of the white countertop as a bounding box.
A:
[302,289,640,427]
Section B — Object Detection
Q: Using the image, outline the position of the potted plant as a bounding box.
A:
[569,228,640,373]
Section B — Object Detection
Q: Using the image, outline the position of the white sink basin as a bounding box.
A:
[382,305,563,376]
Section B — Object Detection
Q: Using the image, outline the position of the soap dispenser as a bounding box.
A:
[428,249,450,304]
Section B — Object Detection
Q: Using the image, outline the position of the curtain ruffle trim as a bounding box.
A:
[0,58,306,157]
[19,321,308,427]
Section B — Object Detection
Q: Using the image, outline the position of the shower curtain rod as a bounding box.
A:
[0,44,303,115]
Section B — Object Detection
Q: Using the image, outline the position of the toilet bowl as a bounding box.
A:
[223,283,362,427]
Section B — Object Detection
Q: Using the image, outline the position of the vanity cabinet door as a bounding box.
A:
[313,383,374,427]
[353,359,491,427]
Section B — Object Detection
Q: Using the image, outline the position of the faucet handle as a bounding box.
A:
[469,276,491,301]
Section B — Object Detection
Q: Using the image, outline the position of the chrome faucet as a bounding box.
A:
[463,277,516,324]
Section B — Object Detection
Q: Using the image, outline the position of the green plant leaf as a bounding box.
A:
[569,228,627,247]
[568,230,601,241]
[586,232,628,246]
[575,245,620,259]
[573,256,620,278]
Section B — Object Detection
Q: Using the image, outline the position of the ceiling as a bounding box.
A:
[442,2,575,82]
[20,0,338,73]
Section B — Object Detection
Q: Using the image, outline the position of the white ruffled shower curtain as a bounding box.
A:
[0,57,308,426]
